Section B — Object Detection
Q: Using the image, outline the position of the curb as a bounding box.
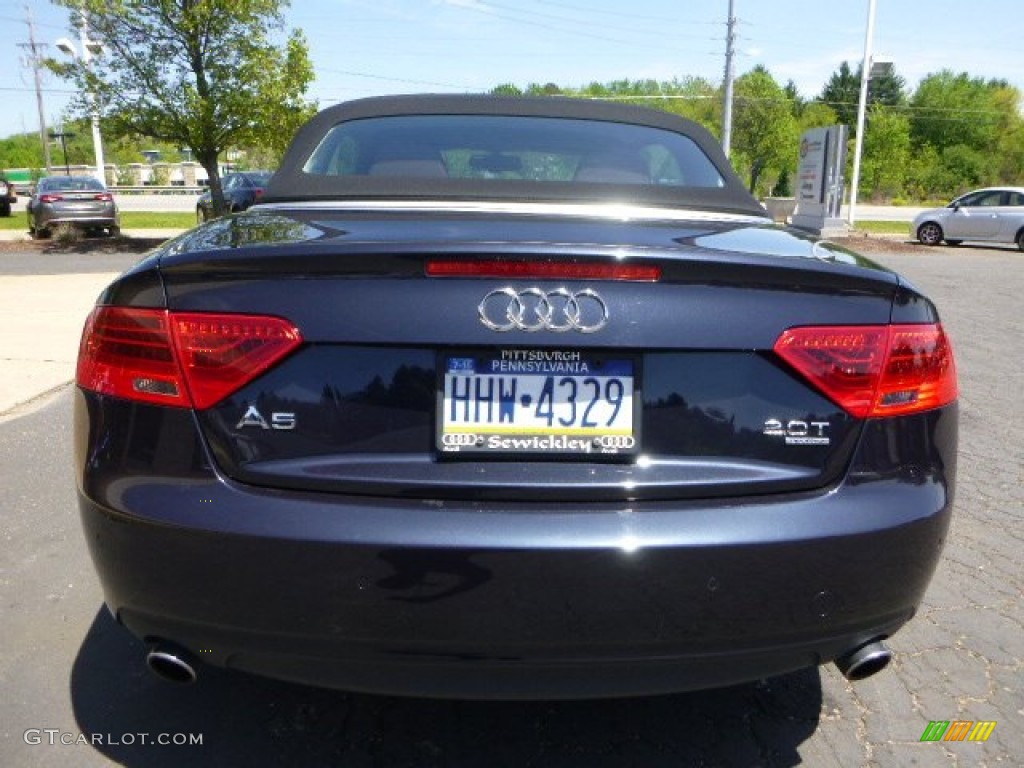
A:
[0,228,187,242]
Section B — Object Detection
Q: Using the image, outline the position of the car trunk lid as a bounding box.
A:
[157,209,899,501]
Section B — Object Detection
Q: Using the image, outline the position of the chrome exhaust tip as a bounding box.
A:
[834,639,892,681]
[145,643,198,684]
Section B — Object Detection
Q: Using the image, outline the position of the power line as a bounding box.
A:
[578,93,1017,123]
[441,1,715,54]
[586,94,718,101]
[0,86,79,95]
[315,67,474,90]
[538,0,715,23]
[4,73,1005,119]
[743,17,1022,56]
[0,12,64,30]
[481,0,714,37]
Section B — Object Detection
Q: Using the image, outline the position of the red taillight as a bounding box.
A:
[773,324,957,418]
[169,312,303,408]
[77,308,184,407]
[94,192,113,202]
[254,187,264,199]
[426,259,661,281]
[40,194,63,203]
[77,307,302,409]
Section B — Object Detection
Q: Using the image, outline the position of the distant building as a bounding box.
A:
[2,162,212,189]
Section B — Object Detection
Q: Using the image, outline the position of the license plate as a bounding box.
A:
[438,350,637,456]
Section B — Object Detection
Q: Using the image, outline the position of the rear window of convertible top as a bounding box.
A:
[302,114,725,189]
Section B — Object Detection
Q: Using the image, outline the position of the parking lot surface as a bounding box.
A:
[0,240,1020,767]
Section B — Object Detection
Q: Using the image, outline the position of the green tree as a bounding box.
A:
[819,61,905,130]
[771,101,840,198]
[783,79,803,118]
[905,144,941,199]
[867,67,906,110]
[654,77,721,132]
[860,106,911,200]
[0,133,47,169]
[797,102,839,134]
[574,77,720,131]
[819,62,859,127]
[490,83,524,96]
[990,86,1024,184]
[908,71,1024,193]
[909,70,1006,152]
[1,126,196,178]
[732,66,798,195]
[51,0,315,214]
[524,82,563,96]
[994,133,1024,188]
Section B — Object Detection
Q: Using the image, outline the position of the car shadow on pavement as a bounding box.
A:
[946,242,1021,253]
[71,609,822,767]
[38,236,169,254]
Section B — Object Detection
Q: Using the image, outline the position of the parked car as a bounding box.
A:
[912,186,1024,249]
[196,170,273,222]
[0,175,16,217]
[75,95,957,698]
[26,175,119,238]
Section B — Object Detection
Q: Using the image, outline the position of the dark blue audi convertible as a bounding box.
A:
[74,95,957,698]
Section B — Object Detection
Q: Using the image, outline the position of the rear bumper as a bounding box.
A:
[34,208,119,230]
[75,391,956,698]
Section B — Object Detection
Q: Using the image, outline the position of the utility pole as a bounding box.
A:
[18,4,53,172]
[721,0,737,158]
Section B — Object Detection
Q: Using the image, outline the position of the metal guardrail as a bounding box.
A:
[109,186,205,195]
[8,184,205,197]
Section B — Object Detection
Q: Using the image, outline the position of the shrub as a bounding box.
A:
[52,223,81,244]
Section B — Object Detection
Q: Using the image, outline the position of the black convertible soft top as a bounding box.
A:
[263,94,766,217]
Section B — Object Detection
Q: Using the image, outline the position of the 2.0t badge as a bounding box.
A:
[763,418,830,445]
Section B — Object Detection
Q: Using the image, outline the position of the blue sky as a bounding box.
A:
[1,0,1022,141]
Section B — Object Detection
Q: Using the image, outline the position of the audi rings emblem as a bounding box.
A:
[478,287,609,333]
[594,435,636,450]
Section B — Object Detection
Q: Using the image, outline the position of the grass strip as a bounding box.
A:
[0,211,195,231]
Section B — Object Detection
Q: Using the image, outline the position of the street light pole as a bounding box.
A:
[847,0,878,227]
[79,12,105,185]
[56,10,106,185]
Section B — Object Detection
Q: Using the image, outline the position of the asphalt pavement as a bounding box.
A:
[0,241,1020,766]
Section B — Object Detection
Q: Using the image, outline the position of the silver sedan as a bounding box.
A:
[26,175,120,239]
[912,187,1024,250]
